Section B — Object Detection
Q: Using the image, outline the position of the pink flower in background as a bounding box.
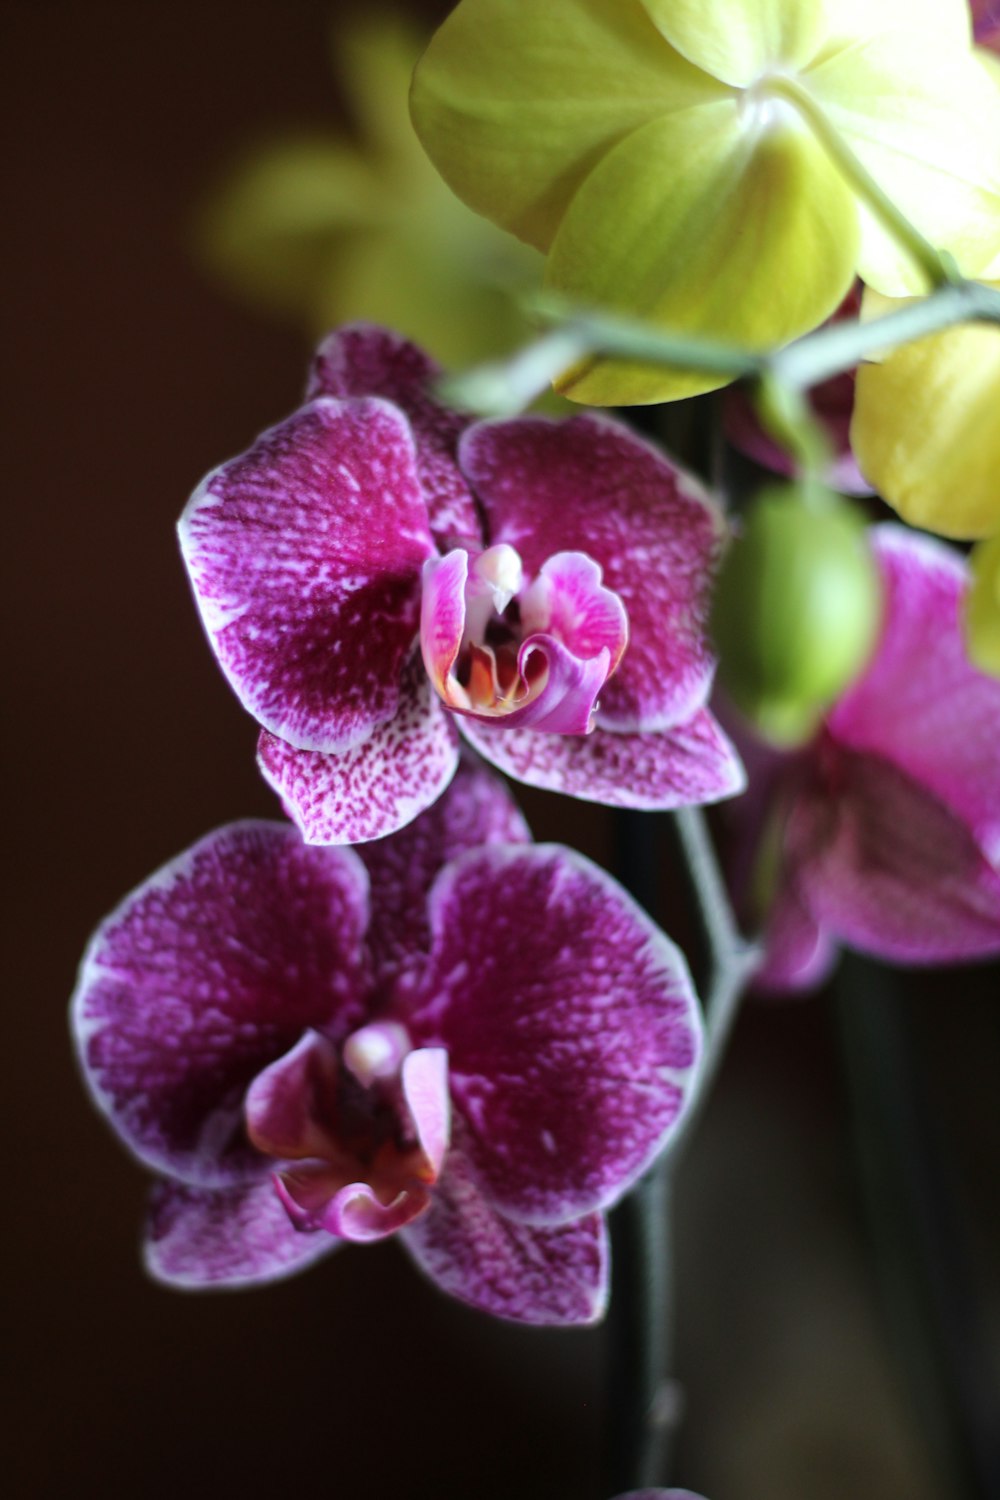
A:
[730,527,1000,991]
[70,765,703,1324]
[973,0,1000,50]
[179,325,743,845]
[723,285,872,497]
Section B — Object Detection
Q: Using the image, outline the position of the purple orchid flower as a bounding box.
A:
[70,763,703,1324]
[178,324,744,845]
[728,526,1000,992]
[723,285,872,498]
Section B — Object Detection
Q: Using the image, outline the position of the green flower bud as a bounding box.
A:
[710,487,882,746]
[965,533,1000,679]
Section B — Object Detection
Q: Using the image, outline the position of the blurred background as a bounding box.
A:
[5,2,999,1496]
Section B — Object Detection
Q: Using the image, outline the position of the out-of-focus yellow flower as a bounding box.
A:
[850,284,1000,539]
[966,533,1000,675]
[197,13,543,367]
[412,0,1000,404]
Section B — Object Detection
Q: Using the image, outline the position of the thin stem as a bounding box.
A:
[764,75,956,291]
[443,282,1000,418]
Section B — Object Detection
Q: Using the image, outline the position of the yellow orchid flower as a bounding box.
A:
[850,283,1000,540]
[412,0,1000,403]
[196,12,543,368]
[966,533,1000,676]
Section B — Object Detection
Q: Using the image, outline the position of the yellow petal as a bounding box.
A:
[546,99,858,404]
[851,287,1000,539]
[809,30,1000,290]
[195,139,384,322]
[640,0,830,87]
[966,534,1000,678]
[410,0,725,252]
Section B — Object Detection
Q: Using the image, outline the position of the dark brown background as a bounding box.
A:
[5,3,998,1497]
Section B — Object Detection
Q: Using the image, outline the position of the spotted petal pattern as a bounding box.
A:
[307,323,479,545]
[179,396,435,753]
[403,845,702,1225]
[71,823,369,1187]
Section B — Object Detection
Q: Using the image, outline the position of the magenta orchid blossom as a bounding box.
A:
[70,763,703,1324]
[178,324,744,845]
[729,527,1000,992]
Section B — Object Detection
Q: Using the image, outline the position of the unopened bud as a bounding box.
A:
[710,487,882,745]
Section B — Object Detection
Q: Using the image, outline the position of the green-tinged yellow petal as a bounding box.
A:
[822,0,971,49]
[195,139,384,321]
[410,0,725,252]
[966,534,1000,678]
[335,13,425,168]
[851,287,1000,539]
[809,32,1000,291]
[641,0,829,87]
[547,101,858,404]
[315,205,544,368]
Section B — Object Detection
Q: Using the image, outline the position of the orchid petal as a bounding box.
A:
[360,756,530,986]
[257,651,462,847]
[410,0,724,252]
[307,323,479,544]
[851,291,1000,539]
[811,33,1000,291]
[144,1178,339,1289]
[828,528,1000,863]
[403,845,702,1225]
[402,1047,451,1180]
[179,397,435,753]
[275,1170,431,1243]
[641,0,830,88]
[401,1145,607,1326]
[793,749,1000,963]
[70,823,369,1187]
[461,416,724,730]
[545,101,858,403]
[459,709,745,812]
[420,550,468,700]
[244,1030,341,1162]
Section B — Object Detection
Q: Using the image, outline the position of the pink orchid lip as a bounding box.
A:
[420,544,629,735]
[245,1027,450,1244]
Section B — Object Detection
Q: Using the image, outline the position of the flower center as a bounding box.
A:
[421,543,628,735]
[244,1025,449,1243]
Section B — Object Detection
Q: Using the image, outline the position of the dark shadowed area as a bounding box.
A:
[4,3,998,1497]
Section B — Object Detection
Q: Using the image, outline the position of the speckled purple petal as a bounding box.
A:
[359,756,531,986]
[71,823,370,1187]
[793,748,1000,965]
[458,709,745,811]
[401,1146,608,1326]
[460,414,724,731]
[401,845,703,1226]
[307,324,480,545]
[143,1177,339,1289]
[179,396,435,753]
[828,527,1000,865]
[257,652,462,846]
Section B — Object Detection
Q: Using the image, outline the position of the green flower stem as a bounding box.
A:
[763,74,957,292]
[444,283,1000,418]
[607,808,759,1493]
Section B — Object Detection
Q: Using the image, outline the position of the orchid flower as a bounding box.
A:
[411,0,1000,404]
[179,324,743,846]
[70,764,703,1324]
[727,527,1000,991]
